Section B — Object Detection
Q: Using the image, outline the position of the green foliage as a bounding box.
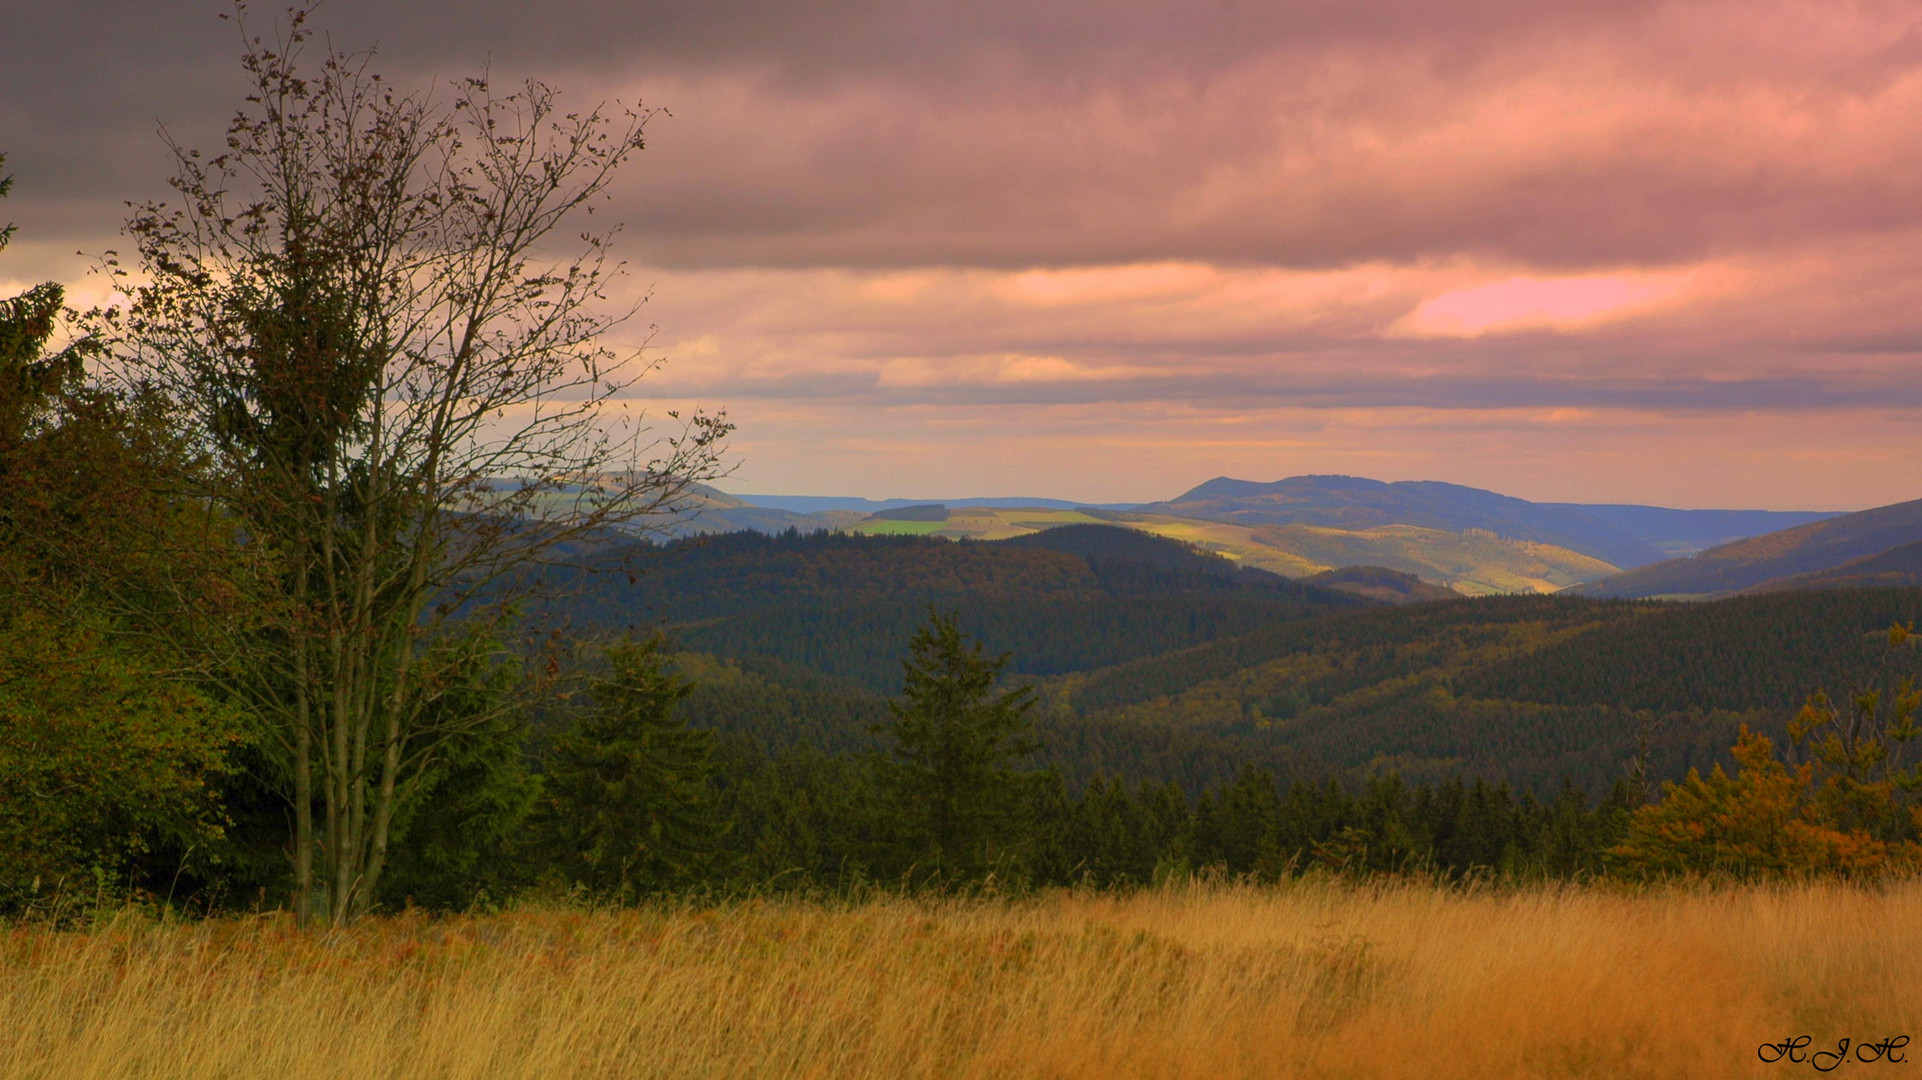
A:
[0,158,251,911]
[1785,622,1922,839]
[875,611,1041,881]
[0,283,85,446]
[706,739,895,891]
[672,652,890,756]
[533,638,719,899]
[376,652,539,911]
[0,615,245,905]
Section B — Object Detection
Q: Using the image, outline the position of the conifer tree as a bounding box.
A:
[536,639,717,898]
[877,610,1039,882]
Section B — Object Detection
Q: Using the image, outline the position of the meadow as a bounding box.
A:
[5,879,1916,1080]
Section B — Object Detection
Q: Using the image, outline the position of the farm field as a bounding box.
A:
[5,880,1915,1080]
[842,506,1618,595]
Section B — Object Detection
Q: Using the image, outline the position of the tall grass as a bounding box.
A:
[3,879,1915,1079]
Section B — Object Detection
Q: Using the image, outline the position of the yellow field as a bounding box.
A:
[837,506,1624,595]
[4,880,1915,1080]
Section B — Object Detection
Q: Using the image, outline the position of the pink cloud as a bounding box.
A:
[1389,272,1698,337]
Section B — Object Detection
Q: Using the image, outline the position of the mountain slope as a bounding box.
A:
[997,522,1285,583]
[1545,503,1845,558]
[844,506,1619,594]
[1743,537,1922,593]
[1239,522,1616,594]
[1302,565,1462,603]
[1143,475,1665,569]
[548,527,1366,692]
[1064,588,1922,794]
[1566,496,1922,598]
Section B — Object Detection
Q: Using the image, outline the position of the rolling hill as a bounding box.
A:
[1546,503,1844,559]
[547,526,1367,692]
[625,557,1922,798]
[1054,587,1922,794]
[1301,565,1462,603]
[1566,495,1922,598]
[662,477,1846,597]
[1744,538,1922,592]
[843,504,1617,594]
[1140,475,1666,569]
[524,516,1922,798]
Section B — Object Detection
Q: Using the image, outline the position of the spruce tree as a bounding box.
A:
[877,610,1039,883]
[536,638,717,899]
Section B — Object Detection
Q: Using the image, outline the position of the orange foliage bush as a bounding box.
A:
[1611,728,1917,878]
[1613,623,1922,879]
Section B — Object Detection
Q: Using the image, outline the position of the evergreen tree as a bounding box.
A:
[876,610,1040,882]
[535,639,717,899]
[376,643,539,911]
[1193,766,1282,876]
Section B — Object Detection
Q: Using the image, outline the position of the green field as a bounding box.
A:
[849,518,949,536]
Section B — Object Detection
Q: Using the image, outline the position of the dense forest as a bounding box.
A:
[594,540,1922,799]
[540,525,1364,692]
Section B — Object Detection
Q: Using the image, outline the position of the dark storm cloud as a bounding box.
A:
[11,0,1922,270]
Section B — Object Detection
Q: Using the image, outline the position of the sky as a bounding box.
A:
[5,0,1922,509]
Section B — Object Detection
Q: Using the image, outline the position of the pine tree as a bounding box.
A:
[536,638,717,899]
[876,610,1039,883]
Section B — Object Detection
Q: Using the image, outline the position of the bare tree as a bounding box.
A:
[93,8,728,924]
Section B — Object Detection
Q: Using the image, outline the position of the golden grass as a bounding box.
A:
[4,879,1916,1079]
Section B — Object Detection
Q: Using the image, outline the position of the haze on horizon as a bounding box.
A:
[5,0,1921,512]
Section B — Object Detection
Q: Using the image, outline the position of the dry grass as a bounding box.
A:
[3,879,1916,1079]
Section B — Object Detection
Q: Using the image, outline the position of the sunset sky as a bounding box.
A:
[6,0,1922,509]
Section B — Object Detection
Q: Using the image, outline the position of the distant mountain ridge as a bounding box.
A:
[1143,474,1841,570]
[1144,475,1661,567]
[1544,504,1843,559]
[1567,496,1922,598]
[727,493,1142,514]
[845,504,1615,595]
[651,477,1848,594]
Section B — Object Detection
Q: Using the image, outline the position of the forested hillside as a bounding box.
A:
[1569,496,1922,598]
[546,526,1365,691]
[636,567,1922,800]
[1743,537,1922,592]
[1065,588,1922,795]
